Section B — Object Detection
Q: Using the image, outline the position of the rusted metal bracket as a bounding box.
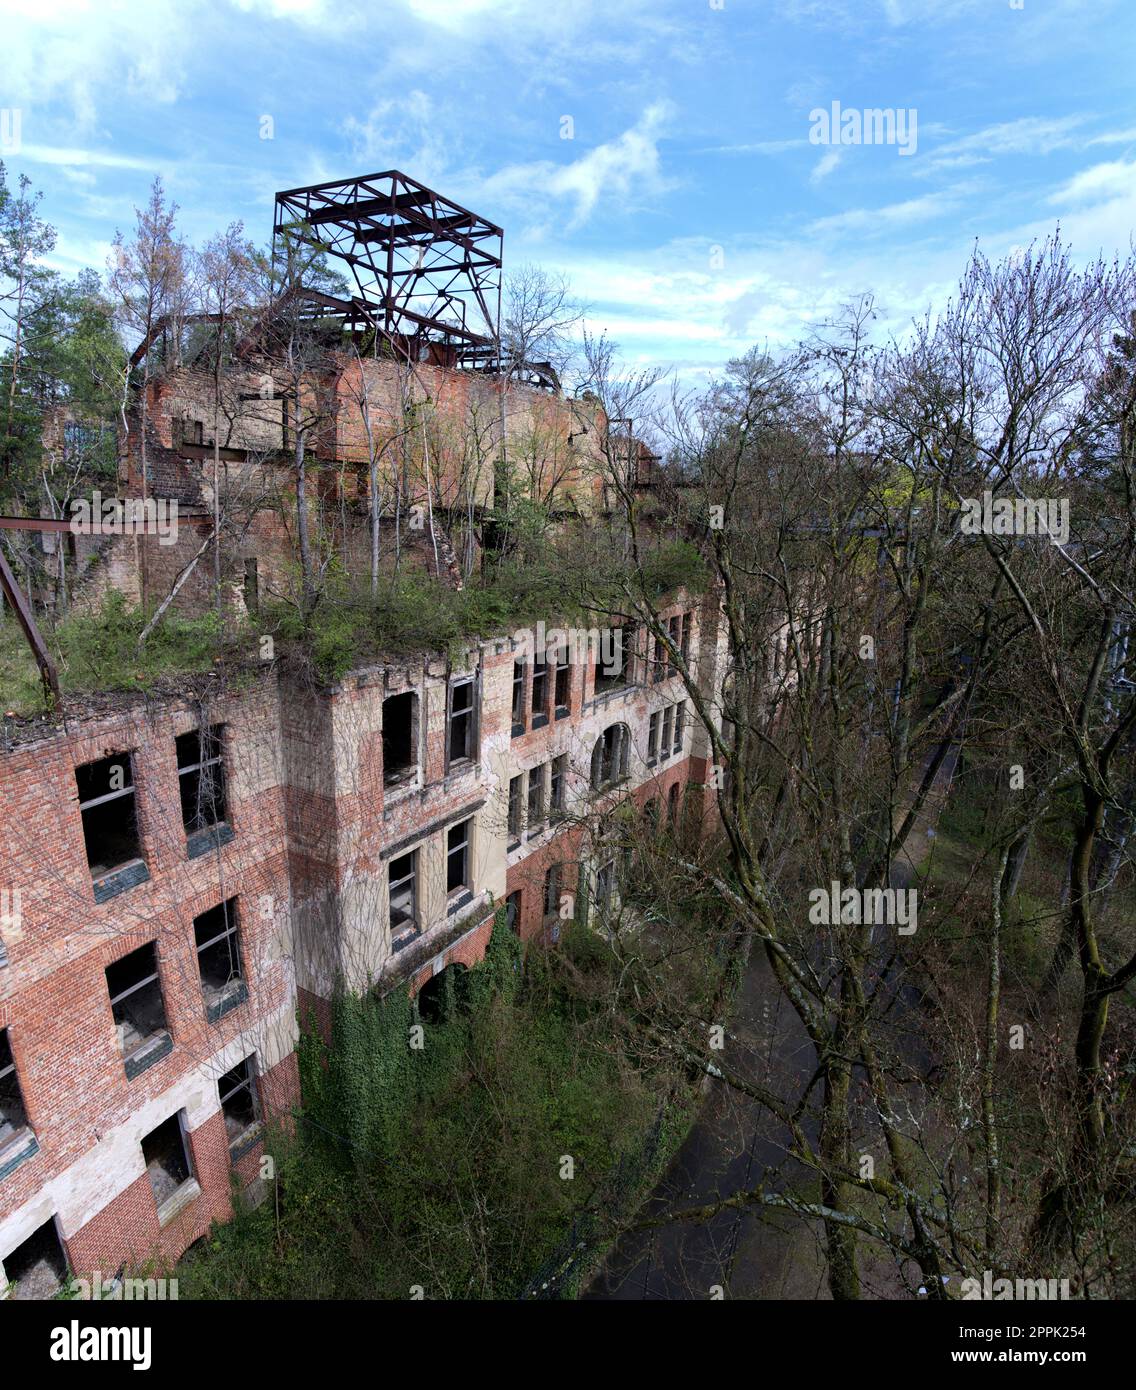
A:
[0,542,61,709]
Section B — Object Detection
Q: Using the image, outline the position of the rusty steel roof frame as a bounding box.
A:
[273,170,503,362]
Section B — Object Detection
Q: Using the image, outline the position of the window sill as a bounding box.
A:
[123,1031,173,1081]
[532,712,549,730]
[0,1128,38,1183]
[187,822,235,860]
[93,859,150,904]
[511,722,526,739]
[205,979,248,1025]
[392,927,422,954]
[157,1178,201,1228]
[555,707,570,721]
[447,889,474,916]
[229,1123,263,1165]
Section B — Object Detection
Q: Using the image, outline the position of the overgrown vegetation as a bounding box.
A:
[175,917,700,1300]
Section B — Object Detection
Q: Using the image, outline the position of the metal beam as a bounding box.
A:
[0,544,60,708]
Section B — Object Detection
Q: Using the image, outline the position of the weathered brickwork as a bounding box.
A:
[0,588,723,1293]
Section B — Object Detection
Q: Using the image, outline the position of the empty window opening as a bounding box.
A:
[106,942,169,1065]
[448,679,476,764]
[141,1113,193,1210]
[669,783,681,826]
[668,615,682,675]
[0,1028,30,1151]
[416,962,469,1025]
[447,819,472,895]
[661,707,674,760]
[674,701,687,753]
[531,658,549,718]
[77,753,142,878]
[194,900,244,1016]
[505,890,522,935]
[648,712,659,763]
[176,725,228,835]
[2,1218,69,1301]
[594,626,629,693]
[508,775,524,844]
[550,754,567,819]
[511,660,526,734]
[383,691,418,787]
[595,860,616,922]
[218,1058,260,1152]
[243,557,259,613]
[389,851,418,948]
[543,864,561,922]
[527,764,546,834]
[681,612,693,666]
[554,656,571,713]
[591,724,630,790]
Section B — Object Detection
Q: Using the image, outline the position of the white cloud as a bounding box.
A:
[1048,158,1136,206]
[482,103,674,229]
[810,149,841,183]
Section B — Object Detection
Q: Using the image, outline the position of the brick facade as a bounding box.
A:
[0,592,724,1295]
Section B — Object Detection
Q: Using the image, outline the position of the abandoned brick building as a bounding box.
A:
[0,172,726,1296]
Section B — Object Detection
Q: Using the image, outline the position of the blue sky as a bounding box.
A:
[2,0,1134,381]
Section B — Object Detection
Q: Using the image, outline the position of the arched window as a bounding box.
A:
[590,723,631,790]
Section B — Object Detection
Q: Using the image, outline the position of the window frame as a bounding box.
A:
[526,763,547,837]
[447,677,478,769]
[446,818,473,897]
[176,725,228,835]
[388,849,419,948]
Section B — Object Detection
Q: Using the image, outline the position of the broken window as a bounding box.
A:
[447,818,472,895]
[383,691,418,787]
[549,754,567,819]
[508,774,524,844]
[176,725,228,834]
[591,724,630,790]
[76,753,142,879]
[543,863,561,921]
[511,660,526,735]
[194,900,245,1021]
[2,1218,69,1300]
[141,1113,194,1213]
[661,706,674,761]
[448,678,476,765]
[594,626,629,693]
[106,942,170,1074]
[243,557,259,613]
[0,1028,30,1152]
[554,653,571,715]
[531,658,549,724]
[674,700,687,753]
[217,1057,260,1154]
[648,712,659,764]
[651,631,665,683]
[595,860,616,922]
[527,763,546,834]
[389,851,418,949]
